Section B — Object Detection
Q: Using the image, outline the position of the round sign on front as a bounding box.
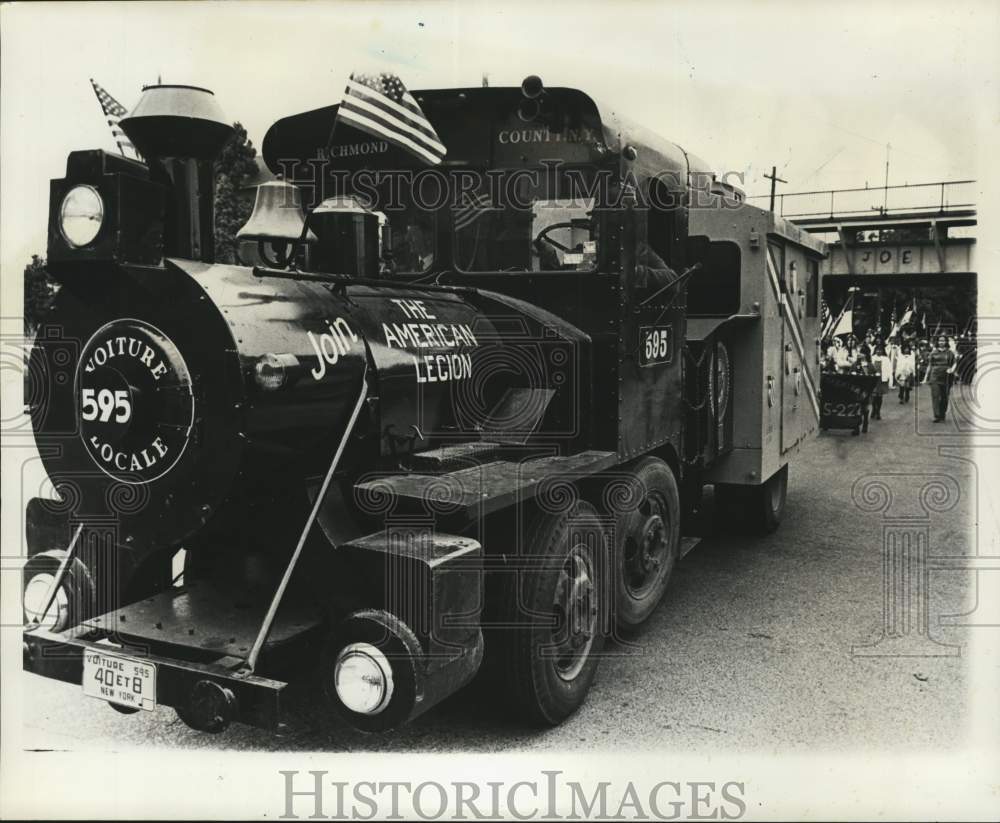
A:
[75,319,195,485]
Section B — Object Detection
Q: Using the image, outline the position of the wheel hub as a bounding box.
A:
[553,546,598,680]
[640,514,665,572]
[623,496,669,596]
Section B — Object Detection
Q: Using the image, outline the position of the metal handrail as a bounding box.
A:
[747,179,977,219]
[243,358,370,673]
[747,179,975,199]
[774,203,977,220]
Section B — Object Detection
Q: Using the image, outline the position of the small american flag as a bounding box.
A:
[336,72,446,166]
[453,191,495,231]
[820,298,834,338]
[90,79,140,161]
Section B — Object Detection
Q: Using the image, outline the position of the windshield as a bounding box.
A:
[381,201,434,273]
[365,177,436,274]
[342,167,606,275]
[452,169,600,273]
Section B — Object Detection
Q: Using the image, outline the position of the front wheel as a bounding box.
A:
[715,465,788,535]
[493,499,610,725]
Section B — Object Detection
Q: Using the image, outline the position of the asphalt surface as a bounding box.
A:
[20,384,982,754]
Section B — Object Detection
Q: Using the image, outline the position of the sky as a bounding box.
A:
[2,0,998,287]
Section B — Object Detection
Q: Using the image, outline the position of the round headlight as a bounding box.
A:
[23,572,68,631]
[59,185,104,248]
[253,352,299,391]
[334,642,394,715]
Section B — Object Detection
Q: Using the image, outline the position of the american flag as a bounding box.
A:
[336,72,446,166]
[820,298,835,338]
[453,191,495,231]
[90,79,140,161]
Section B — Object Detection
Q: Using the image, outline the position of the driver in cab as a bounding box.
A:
[635,241,680,291]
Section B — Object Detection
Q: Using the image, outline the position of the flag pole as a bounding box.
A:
[325,75,354,157]
[826,288,857,338]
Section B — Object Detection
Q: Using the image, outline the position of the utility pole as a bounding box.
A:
[764,165,787,213]
[882,142,891,214]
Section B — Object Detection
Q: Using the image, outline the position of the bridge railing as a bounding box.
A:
[747,179,976,220]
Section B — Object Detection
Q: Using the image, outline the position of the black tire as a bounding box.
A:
[604,457,681,632]
[715,465,788,535]
[493,499,610,725]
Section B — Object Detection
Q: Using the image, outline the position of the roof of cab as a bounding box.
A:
[595,101,714,180]
[262,85,715,182]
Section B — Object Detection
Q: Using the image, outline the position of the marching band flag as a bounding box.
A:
[336,72,447,166]
[889,303,907,338]
[89,79,140,161]
[832,305,853,337]
[823,291,855,338]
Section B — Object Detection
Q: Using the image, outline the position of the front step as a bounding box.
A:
[356,450,617,518]
[408,441,503,472]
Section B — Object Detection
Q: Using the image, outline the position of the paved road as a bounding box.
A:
[21,385,983,753]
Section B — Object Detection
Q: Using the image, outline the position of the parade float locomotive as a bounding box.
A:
[22,80,826,733]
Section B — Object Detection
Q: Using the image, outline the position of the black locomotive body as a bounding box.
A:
[22,81,825,733]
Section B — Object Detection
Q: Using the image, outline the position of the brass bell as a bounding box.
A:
[237,176,316,267]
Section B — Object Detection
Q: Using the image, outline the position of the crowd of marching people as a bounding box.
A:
[820,325,968,432]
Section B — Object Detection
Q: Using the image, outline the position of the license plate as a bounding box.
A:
[82,650,156,711]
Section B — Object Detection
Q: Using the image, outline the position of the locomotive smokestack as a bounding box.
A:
[120,85,234,262]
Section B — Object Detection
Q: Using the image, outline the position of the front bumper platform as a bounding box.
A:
[21,580,322,731]
[23,623,288,730]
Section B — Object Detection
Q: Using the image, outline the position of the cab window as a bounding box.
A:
[453,169,599,273]
[375,178,435,274]
[686,238,741,316]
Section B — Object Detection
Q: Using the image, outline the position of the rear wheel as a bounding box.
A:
[607,458,681,631]
[493,499,609,725]
[715,465,788,535]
